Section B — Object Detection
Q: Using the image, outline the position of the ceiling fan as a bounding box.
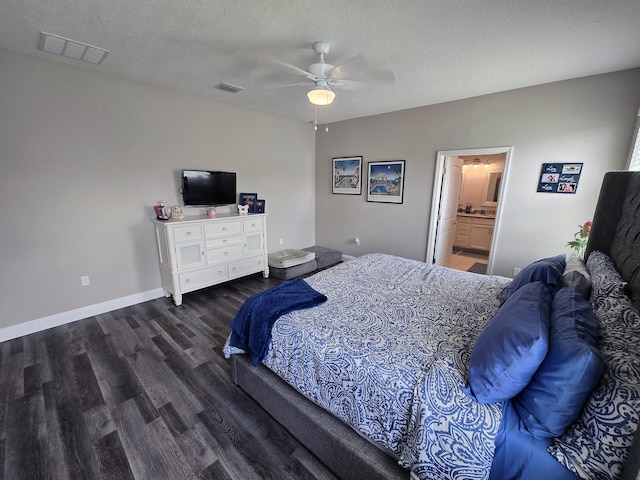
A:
[275,41,395,106]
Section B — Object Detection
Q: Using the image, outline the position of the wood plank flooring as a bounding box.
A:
[0,274,340,480]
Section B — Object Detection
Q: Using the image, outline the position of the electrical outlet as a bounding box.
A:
[81,275,90,286]
[512,267,521,277]
[279,238,284,245]
[355,237,360,246]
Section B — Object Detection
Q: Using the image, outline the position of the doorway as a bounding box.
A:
[425,146,513,275]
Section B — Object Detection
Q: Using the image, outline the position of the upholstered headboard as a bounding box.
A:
[585,171,640,480]
[585,171,640,311]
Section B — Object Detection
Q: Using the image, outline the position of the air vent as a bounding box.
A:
[214,82,245,94]
[39,32,109,65]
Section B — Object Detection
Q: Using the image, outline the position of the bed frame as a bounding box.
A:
[231,171,640,480]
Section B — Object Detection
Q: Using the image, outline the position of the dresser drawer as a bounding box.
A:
[242,217,263,233]
[179,265,228,291]
[228,255,266,278]
[205,234,242,248]
[173,224,203,242]
[204,220,241,237]
[207,244,243,263]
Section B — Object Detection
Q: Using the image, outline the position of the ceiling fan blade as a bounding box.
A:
[248,51,318,85]
[327,54,364,75]
[329,55,395,85]
[267,81,315,90]
[274,59,317,80]
[330,79,365,91]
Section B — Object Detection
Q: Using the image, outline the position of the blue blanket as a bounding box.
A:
[229,279,327,365]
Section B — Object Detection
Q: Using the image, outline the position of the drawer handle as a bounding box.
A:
[224,252,228,256]
[232,267,237,272]
[223,239,227,243]
[222,226,227,231]
[186,231,191,236]
[251,223,256,227]
[185,278,191,283]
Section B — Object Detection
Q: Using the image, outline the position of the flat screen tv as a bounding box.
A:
[182,170,237,207]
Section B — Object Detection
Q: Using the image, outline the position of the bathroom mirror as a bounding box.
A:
[482,172,502,207]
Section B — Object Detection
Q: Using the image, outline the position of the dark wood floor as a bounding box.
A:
[0,274,340,480]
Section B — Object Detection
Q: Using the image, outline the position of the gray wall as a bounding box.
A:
[0,48,316,329]
[315,69,640,277]
[2,44,639,332]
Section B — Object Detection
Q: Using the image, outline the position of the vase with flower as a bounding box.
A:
[566,221,592,259]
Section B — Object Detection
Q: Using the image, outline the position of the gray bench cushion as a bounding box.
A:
[268,249,316,268]
[270,259,317,280]
[303,246,342,269]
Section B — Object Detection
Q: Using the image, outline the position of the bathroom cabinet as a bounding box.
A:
[454,214,495,252]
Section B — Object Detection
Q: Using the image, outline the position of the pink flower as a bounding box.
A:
[582,221,592,237]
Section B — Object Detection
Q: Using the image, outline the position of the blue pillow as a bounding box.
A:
[466,281,551,404]
[513,287,604,438]
[503,254,566,302]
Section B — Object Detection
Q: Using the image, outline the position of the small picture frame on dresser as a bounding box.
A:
[154,204,169,220]
[239,193,257,212]
[255,199,265,213]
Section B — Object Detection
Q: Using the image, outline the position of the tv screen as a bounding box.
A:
[182,170,237,206]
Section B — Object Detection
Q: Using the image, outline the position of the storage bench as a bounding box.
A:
[268,246,342,280]
[268,249,317,280]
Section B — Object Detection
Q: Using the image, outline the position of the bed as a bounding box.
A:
[227,171,640,480]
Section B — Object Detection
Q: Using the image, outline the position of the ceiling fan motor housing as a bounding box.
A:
[308,62,334,79]
[312,41,331,55]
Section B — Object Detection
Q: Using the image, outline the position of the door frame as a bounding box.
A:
[425,146,513,275]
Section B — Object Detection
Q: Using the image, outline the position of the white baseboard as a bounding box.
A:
[0,288,166,343]
[342,254,356,261]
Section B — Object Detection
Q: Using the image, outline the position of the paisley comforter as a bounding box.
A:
[261,253,511,480]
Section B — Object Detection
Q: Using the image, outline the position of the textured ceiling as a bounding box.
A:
[2,0,640,124]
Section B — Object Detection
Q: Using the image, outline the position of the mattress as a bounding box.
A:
[261,253,512,479]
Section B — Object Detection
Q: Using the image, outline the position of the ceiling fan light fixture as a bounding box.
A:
[307,87,335,106]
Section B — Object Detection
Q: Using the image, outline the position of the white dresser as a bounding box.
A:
[153,213,269,305]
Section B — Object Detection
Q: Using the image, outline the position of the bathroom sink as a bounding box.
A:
[458,212,495,218]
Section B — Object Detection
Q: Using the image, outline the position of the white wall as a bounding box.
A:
[315,69,640,277]
[0,48,315,329]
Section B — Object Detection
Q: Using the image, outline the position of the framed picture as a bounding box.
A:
[537,163,583,194]
[367,160,406,204]
[153,204,168,220]
[333,156,362,195]
[255,199,265,213]
[238,193,257,212]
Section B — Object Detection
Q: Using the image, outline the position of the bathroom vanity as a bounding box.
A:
[454,213,495,252]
